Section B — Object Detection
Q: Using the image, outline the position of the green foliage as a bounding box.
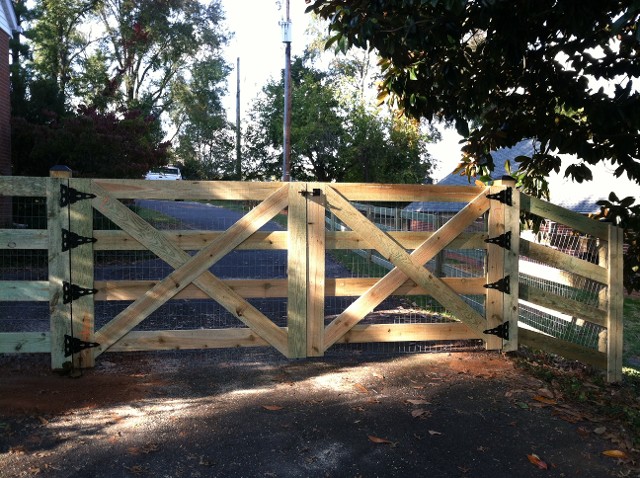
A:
[11,105,170,178]
[244,56,435,182]
[595,194,640,294]
[309,0,640,290]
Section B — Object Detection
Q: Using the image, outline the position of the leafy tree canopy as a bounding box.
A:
[243,55,435,182]
[308,0,640,196]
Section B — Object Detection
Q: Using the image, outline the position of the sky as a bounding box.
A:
[218,0,468,181]
[220,0,311,119]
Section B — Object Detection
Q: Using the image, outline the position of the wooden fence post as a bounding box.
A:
[606,224,624,382]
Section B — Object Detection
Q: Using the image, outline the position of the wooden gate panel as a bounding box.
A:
[90,181,290,356]
[323,187,491,349]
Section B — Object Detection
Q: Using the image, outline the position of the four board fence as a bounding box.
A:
[0,172,624,381]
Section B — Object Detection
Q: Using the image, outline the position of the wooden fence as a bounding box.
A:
[0,172,624,381]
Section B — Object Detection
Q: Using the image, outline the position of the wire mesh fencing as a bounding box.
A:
[518,220,607,351]
[324,200,487,356]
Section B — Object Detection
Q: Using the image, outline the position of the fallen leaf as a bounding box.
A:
[262,405,283,411]
[412,385,425,390]
[593,426,606,435]
[411,409,428,418]
[532,395,557,405]
[406,399,430,406]
[537,388,555,399]
[516,402,529,409]
[602,450,628,459]
[527,453,549,470]
[354,383,369,394]
[428,430,442,436]
[368,435,393,444]
[37,416,49,426]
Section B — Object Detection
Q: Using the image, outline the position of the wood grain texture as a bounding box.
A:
[91,182,290,356]
[324,188,490,349]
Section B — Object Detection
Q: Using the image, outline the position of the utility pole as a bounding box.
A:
[280,0,292,181]
[235,57,242,180]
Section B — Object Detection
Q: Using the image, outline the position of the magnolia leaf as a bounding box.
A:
[262,405,283,411]
[602,450,628,459]
[368,435,393,444]
[527,454,549,469]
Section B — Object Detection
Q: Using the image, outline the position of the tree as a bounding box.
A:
[308,0,640,189]
[308,0,640,291]
[11,105,170,178]
[244,58,347,181]
[94,0,228,113]
[30,0,99,108]
[245,54,435,183]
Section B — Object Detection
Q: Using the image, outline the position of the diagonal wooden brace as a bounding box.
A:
[91,182,290,355]
[324,187,490,348]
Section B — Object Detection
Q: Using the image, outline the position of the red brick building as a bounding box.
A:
[0,0,17,227]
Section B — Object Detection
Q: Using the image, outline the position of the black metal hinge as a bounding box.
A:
[62,229,97,252]
[484,275,511,294]
[484,231,512,250]
[299,188,321,197]
[486,187,512,206]
[483,321,509,340]
[63,281,98,304]
[60,184,96,208]
[64,335,100,357]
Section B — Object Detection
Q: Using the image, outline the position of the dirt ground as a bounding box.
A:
[0,350,637,478]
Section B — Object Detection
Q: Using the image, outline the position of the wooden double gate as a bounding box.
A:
[0,173,624,381]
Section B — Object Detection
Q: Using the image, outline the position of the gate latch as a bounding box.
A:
[299,188,321,197]
[483,321,509,340]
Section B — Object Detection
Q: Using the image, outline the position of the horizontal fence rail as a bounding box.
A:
[0,174,624,381]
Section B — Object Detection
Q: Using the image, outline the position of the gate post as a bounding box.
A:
[48,168,96,370]
[485,177,520,352]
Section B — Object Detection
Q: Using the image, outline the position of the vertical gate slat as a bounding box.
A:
[307,183,325,357]
[502,179,519,352]
[70,178,96,368]
[48,172,70,370]
[485,185,506,350]
[287,183,307,358]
